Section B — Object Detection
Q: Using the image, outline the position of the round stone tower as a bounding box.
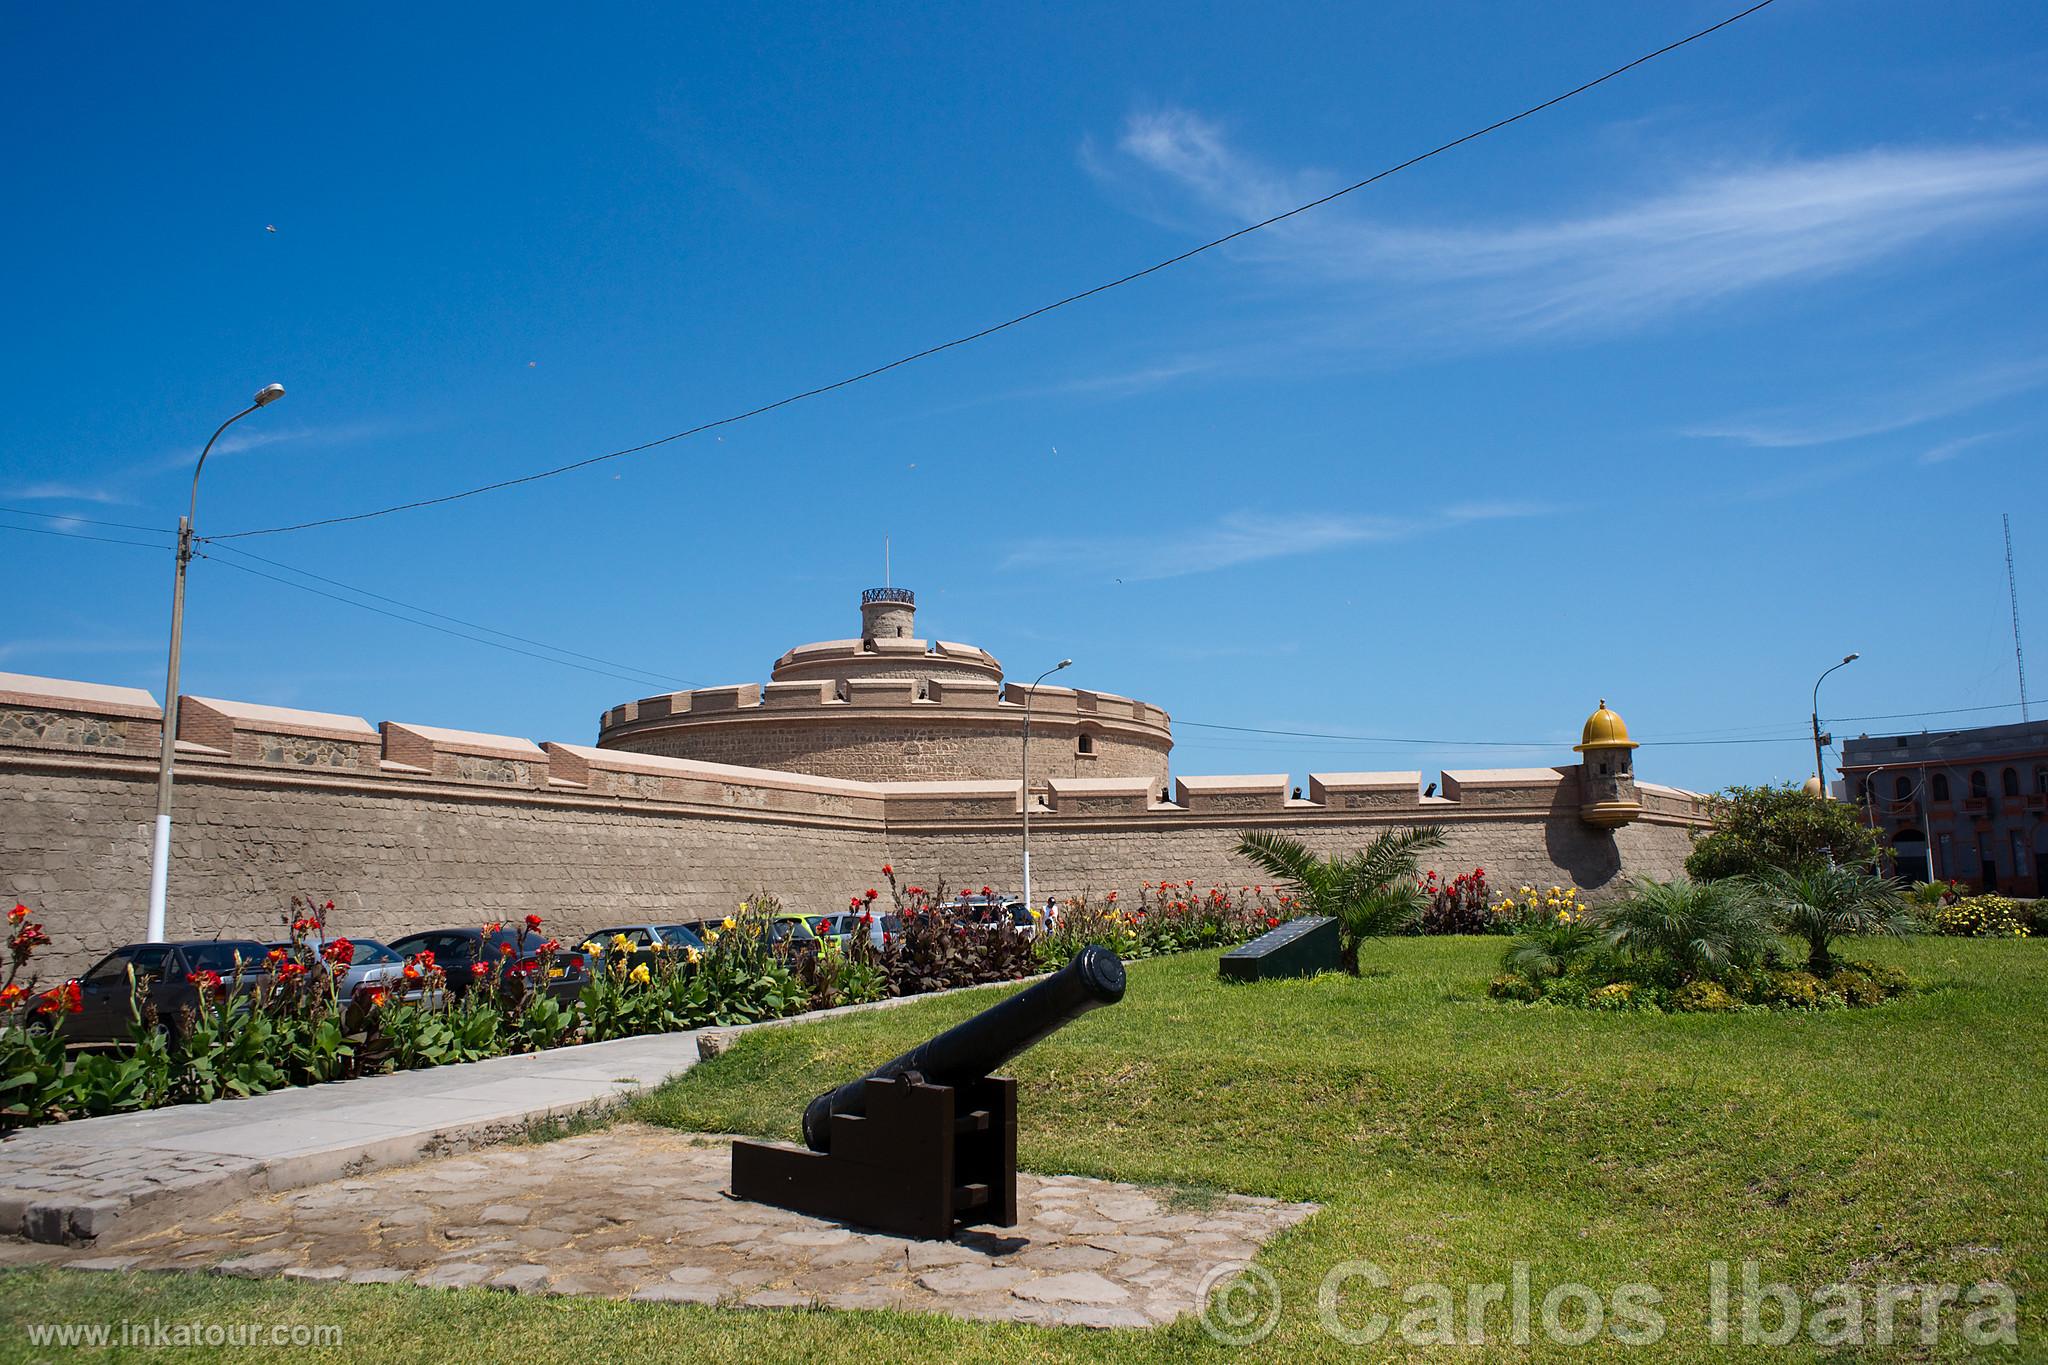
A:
[859,587,917,643]
[595,588,1173,784]
[1574,699,1642,829]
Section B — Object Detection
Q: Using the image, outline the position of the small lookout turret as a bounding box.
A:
[1574,699,1642,829]
[860,587,917,643]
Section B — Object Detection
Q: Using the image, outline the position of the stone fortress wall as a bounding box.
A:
[0,671,1708,980]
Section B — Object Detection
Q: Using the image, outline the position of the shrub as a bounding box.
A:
[1746,866,1916,975]
[1684,783,1882,881]
[1504,919,1598,982]
[1590,876,1775,982]
[1490,884,1589,933]
[1671,980,1740,1012]
[1935,895,2031,938]
[1589,982,1643,1011]
[1487,972,1541,1003]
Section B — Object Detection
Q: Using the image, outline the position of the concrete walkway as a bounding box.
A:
[2,979,1028,1245]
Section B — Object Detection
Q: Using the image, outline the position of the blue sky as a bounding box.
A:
[3,1,2045,794]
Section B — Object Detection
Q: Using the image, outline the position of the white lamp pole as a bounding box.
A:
[1019,658,1071,913]
[146,384,286,942]
[1810,651,1860,800]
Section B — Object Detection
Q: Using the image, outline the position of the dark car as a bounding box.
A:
[47,940,271,1044]
[384,927,588,1001]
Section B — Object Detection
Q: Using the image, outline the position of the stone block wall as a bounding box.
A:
[0,671,1708,979]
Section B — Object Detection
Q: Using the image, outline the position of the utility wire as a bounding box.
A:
[194,553,695,691]
[0,505,174,535]
[0,520,173,551]
[202,541,697,689]
[211,0,1782,542]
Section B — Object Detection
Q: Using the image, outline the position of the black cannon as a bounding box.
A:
[730,947,1126,1239]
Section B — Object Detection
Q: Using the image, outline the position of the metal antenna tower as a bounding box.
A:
[2006,513,2029,722]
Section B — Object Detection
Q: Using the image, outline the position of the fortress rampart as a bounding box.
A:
[0,672,1707,979]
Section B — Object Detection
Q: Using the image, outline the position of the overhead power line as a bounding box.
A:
[210,0,1782,542]
[0,501,173,532]
[194,553,696,691]
[0,519,173,551]
[202,542,697,690]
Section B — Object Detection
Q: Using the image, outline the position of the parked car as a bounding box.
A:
[676,915,818,948]
[582,923,706,952]
[949,894,1038,934]
[265,936,409,1001]
[39,940,271,1044]
[384,927,588,1002]
[809,911,901,949]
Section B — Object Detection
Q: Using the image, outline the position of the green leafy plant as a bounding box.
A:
[1589,876,1775,982]
[1746,865,1916,975]
[1234,826,1446,974]
[1684,783,1882,881]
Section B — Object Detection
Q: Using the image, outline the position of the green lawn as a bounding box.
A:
[3,936,2041,1362]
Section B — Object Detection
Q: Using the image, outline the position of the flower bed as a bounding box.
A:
[2,872,1291,1131]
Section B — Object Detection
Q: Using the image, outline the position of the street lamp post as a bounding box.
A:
[1810,651,1860,803]
[146,384,286,942]
[1019,658,1071,916]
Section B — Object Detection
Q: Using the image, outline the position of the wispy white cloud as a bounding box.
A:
[1007,503,1546,581]
[1920,430,2009,464]
[1087,110,2048,342]
[1686,358,2048,448]
[3,482,132,505]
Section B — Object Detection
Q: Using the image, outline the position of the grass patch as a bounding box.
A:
[3,936,2040,1361]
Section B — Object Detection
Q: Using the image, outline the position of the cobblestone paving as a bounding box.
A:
[64,1125,1317,1329]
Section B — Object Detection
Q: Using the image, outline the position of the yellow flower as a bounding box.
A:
[578,940,600,955]
[610,934,632,952]
[1029,908,1042,920]
[704,930,720,944]
[628,963,650,985]
[684,947,701,963]
[722,916,737,931]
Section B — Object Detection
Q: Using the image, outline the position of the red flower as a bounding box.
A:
[8,903,28,924]
[0,982,26,1010]
[470,962,490,979]
[815,919,832,933]
[1106,891,1117,903]
[524,914,544,931]
[881,864,893,876]
[277,960,307,980]
[185,968,225,995]
[1185,879,1195,888]
[321,937,355,966]
[1266,917,1281,928]
[865,889,878,901]
[361,986,389,1008]
[265,947,289,965]
[859,913,873,927]
[38,980,83,1014]
[539,938,560,954]
[500,942,516,956]
[981,885,992,897]
[482,921,505,934]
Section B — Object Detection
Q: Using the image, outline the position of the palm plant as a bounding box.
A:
[1234,826,1445,975]
[1588,875,1773,982]
[1505,919,1599,982]
[1748,865,1915,975]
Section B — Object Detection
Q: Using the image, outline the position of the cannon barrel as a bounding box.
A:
[800,946,1125,1152]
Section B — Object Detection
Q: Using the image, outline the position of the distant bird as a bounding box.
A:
[528,361,536,367]
[264,224,277,233]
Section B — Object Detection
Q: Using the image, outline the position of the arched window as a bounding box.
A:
[1970,770,1989,799]
[1894,776,1911,801]
[1932,773,1950,801]
[2002,768,2020,797]
[1076,732,1095,756]
[2036,766,2048,795]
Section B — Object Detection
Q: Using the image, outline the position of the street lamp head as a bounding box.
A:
[252,383,286,407]
[1057,659,1073,670]
[1843,652,1860,664]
